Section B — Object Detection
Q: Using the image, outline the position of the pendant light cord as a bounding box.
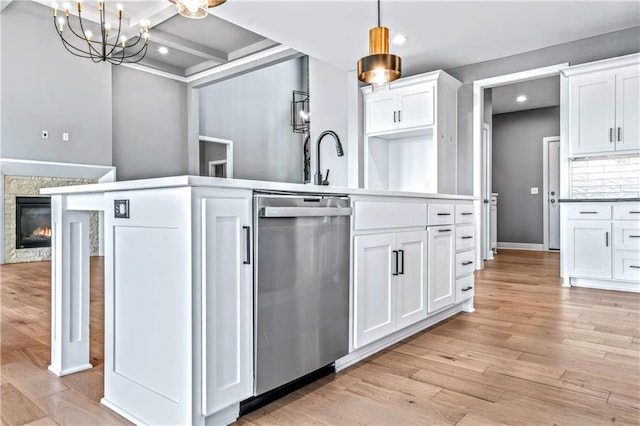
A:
[377,0,381,27]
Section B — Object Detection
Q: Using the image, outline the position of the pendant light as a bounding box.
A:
[357,0,402,91]
[169,0,226,19]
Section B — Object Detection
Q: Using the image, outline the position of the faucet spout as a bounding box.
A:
[314,130,344,186]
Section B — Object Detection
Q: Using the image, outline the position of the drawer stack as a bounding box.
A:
[613,204,640,282]
[454,203,475,301]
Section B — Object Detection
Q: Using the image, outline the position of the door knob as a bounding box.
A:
[550,199,556,203]
[550,191,555,196]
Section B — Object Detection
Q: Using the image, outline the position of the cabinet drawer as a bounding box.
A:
[613,202,640,220]
[455,204,475,224]
[354,201,427,230]
[456,225,475,251]
[455,250,475,278]
[428,204,455,225]
[565,204,611,220]
[613,222,640,250]
[613,250,640,282]
[456,275,475,302]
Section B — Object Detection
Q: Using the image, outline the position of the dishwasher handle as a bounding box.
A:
[260,206,353,218]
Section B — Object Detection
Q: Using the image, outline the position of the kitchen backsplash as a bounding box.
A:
[571,154,640,199]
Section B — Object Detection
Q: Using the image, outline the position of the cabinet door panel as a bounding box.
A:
[366,93,397,134]
[570,72,616,155]
[428,226,455,313]
[613,250,640,282]
[396,231,428,329]
[202,197,252,415]
[354,233,396,348]
[566,220,612,279]
[616,66,640,151]
[398,84,435,129]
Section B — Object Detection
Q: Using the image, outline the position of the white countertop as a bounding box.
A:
[41,175,476,200]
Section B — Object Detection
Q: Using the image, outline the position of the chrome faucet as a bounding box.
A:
[314,130,344,185]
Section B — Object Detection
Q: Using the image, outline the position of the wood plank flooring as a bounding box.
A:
[1,250,638,425]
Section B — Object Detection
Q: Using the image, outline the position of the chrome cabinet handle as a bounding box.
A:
[393,111,397,123]
[618,127,622,142]
[630,235,640,238]
[438,228,452,233]
[580,211,598,214]
[399,249,405,275]
[605,231,609,247]
[243,226,251,265]
[398,110,402,122]
[437,213,452,216]
[461,286,473,292]
[461,236,473,240]
[609,128,614,142]
[462,261,474,266]
[629,211,640,214]
[461,212,473,216]
[630,265,640,269]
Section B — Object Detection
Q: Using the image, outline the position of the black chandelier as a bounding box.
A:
[52,1,150,65]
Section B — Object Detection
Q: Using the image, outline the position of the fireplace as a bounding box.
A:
[16,197,52,249]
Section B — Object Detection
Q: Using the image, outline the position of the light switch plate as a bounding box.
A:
[530,187,539,195]
[114,200,130,218]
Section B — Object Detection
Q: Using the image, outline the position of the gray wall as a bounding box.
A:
[112,66,188,180]
[199,57,303,183]
[492,106,560,244]
[1,1,112,165]
[446,26,640,195]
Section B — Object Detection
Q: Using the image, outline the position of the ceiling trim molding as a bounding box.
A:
[0,0,14,13]
[227,39,280,61]
[121,63,188,83]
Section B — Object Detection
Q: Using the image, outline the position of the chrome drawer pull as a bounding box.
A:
[629,235,640,238]
[461,236,473,240]
[579,211,598,214]
[437,213,452,216]
[438,229,452,233]
[461,286,473,292]
[461,212,473,216]
[630,211,640,214]
[462,261,473,266]
[630,265,640,269]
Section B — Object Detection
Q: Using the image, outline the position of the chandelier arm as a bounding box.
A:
[77,12,104,58]
[105,17,123,58]
[57,35,97,59]
[65,15,102,58]
[118,42,148,61]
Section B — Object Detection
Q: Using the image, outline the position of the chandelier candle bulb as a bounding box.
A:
[104,23,110,36]
[98,1,103,11]
[77,1,81,12]
[52,3,57,16]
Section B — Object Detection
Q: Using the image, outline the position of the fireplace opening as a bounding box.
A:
[16,196,52,249]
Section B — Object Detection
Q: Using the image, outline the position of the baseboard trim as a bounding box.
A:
[569,277,639,293]
[497,242,544,251]
[48,363,92,377]
[101,398,147,425]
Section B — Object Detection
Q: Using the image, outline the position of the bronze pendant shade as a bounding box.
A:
[357,1,402,88]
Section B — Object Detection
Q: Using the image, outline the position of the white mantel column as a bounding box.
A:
[49,194,92,376]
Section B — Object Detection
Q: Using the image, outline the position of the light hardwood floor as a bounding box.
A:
[1,251,639,425]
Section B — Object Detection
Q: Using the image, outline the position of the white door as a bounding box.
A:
[569,71,616,155]
[482,123,493,260]
[353,233,397,348]
[427,226,455,313]
[397,83,434,129]
[566,220,612,279]
[396,231,428,329]
[365,92,397,134]
[615,66,640,152]
[548,140,561,250]
[201,197,253,415]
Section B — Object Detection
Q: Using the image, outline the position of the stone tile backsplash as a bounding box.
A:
[571,154,640,199]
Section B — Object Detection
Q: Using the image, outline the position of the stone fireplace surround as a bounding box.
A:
[0,159,115,264]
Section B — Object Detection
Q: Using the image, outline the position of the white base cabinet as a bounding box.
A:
[563,202,640,291]
[427,226,455,313]
[353,231,428,348]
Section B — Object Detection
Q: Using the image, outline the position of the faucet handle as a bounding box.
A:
[321,169,330,186]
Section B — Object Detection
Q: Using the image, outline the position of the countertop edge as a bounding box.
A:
[41,175,478,201]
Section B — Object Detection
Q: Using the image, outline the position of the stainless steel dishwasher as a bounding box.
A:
[253,192,351,396]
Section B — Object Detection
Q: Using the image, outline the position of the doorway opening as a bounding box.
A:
[473,63,568,269]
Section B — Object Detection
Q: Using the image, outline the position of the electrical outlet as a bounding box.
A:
[530,187,539,195]
[41,130,49,139]
[114,200,130,218]
[62,132,69,141]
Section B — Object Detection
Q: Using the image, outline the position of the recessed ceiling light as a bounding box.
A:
[158,46,169,55]
[516,95,527,103]
[392,34,407,45]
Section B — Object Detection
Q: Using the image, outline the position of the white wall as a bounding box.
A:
[309,58,349,187]
[199,57,304,183]
[0,1,112,166]
[112,66,188,181]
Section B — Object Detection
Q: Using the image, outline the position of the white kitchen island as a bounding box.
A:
[42,176,476,425]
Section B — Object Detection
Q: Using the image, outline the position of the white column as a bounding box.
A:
[49,194,92,376]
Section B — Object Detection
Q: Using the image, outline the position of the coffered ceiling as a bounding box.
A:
[4,1,639,79]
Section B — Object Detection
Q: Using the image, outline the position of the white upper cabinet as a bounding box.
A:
[566,55,640,156]
[362,70,461,194]
[616,66,640,152]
